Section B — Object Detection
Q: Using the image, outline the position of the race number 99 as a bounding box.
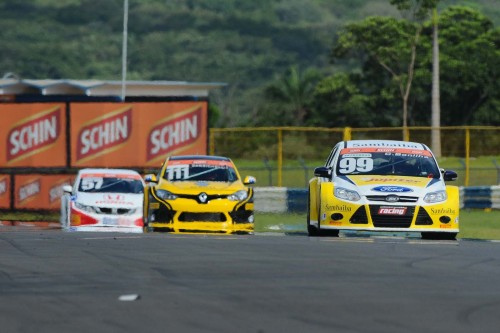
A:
[339,157,373,174]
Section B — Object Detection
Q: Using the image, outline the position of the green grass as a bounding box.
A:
[255,209,500,240]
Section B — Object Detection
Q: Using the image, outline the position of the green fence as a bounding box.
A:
[209,126,500,187]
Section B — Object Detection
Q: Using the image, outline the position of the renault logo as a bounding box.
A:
[198,192,208,203]
[385,195,400,202]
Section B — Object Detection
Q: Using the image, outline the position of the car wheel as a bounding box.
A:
[307,194,319,236]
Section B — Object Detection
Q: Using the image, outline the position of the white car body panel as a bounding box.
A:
[60,168,144,233]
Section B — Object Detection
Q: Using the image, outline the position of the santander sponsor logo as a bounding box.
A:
[18,179,41,202]
[147,107,202,161]
[76,107,132,161]
[7,107,61,162]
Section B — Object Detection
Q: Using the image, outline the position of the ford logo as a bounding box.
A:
[385,195,400,202]
[372,186,413,193]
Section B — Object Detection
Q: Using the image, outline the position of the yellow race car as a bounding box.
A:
[144,155,256,234]
[308,140,459,239]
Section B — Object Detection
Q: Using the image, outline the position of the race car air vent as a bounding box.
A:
[369,205,415,228]
[350,207,369,224]
[415,207,434,225]
[366,195,418,203]
[179,212,227,222]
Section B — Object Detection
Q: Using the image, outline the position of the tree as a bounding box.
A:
[332,1,439,139]
[411,6,499,126]
[309,73,373,127]
[390,0,441,154]
[258,66,320,126]
[332,16,419,138]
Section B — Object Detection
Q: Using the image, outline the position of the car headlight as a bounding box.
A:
[334,187,361,202]
[155,189,178,200]
[227,190,248,201]
[74,202,99,213]
[423,190,447,203]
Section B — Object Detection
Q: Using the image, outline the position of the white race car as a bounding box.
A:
[308,140,459,239]
[60,168,145,233]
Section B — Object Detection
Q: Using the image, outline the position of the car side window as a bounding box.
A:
[325,145,339,167]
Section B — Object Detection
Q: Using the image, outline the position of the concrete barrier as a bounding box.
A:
[461,186,500,209]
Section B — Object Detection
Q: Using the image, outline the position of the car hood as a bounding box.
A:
[159,180,245,194]
[338,175,444,196]
[75,192,143,208]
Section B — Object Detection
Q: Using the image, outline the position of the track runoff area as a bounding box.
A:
[2,226,500,333]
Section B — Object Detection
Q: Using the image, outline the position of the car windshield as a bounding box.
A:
[163,160,238,182]
[78,176,144,194]
[336,148,440,178]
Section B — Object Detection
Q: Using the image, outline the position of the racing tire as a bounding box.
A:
[307,195,320,236]
[307,194,339,237]
[421,232,457,240]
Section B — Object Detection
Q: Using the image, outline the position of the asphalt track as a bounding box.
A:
[2,227,500,333]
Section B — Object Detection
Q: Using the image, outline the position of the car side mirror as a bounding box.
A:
[144,174,158,183]
[443,170,458,181]
[243,176,256,185]
[62,185,73,194]
[314,167,331,178]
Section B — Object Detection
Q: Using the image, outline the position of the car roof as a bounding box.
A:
[341,140,428,151]
[77,168,141,176]
[169,155,231,161]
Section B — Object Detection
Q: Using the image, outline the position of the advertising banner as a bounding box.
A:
[70,102,207,168]
[14,174,74,210]
[0,103,67,167]
[0,174,10,209]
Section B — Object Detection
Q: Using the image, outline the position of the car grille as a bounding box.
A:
[178,212,227,222]
[178,194,225,204]
[369,205,415,228]
[366,195,418,203]
[97,207,135,215]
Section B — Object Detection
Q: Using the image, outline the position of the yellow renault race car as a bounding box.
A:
[144,155,256,234]
[308,140,459,239]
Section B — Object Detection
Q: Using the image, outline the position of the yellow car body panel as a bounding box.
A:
[144,155,255,234]
[313,181,459,232]
[308,140,460,239]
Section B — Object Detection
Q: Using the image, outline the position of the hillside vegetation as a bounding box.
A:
[1,0,498,127]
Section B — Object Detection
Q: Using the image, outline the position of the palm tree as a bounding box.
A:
[265,66,319,126]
